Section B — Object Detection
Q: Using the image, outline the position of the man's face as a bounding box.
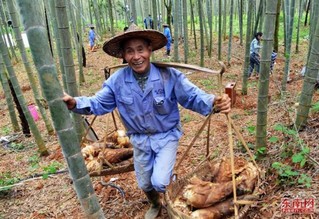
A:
[123,38,152,74]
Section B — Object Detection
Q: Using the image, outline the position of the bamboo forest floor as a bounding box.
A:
[0,34,318,219]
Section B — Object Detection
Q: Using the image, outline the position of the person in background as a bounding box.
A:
[249,32,263,78]
[163,24,172,57]
[144,14,153,29]
[63,24,231,219]
[270,50,277,74]
[88,25,96,52]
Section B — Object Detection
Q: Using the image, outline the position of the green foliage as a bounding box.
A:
[268,136,279,143]
[199,79,216,90]
[273,123,297,135]
[270,123,312,188]
[0,172,19,191]
[272,161,312,188]
[28,154,40,169]
[42,161,63,179]
[298,173,312,188]
[247,125,256,135]
[8,142,25,150]
[181,113,192,123]
[311,101,319,113]
[1,126,11,135]
[292,147,309,167]
[272,162,299,178]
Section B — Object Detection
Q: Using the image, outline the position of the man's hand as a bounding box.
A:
[213,94,231,114]
[62,93,77,110]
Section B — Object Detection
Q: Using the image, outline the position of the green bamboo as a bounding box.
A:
[173,0,180,62]
[189,0,197,49]
[75,0,85,83]
[227,0,234,66]
[198,0,204,66]
[222,0,227,41]
[16,1,105,217]
[55,0,84,142]
[47,0,67,90]
[218,0,222,60]
[207,0,213,57]
[0,28,48,155]
[92,0,102,34]
[255,0,278,151]
[0,55,20,132]
[241,0,253,95]
[107,0,115,36]
[182,0,189,63]
[0,0,18,63]
[152,0,158,31]
[7,0,54,135]
[273,0,281,52]
[295,3,319,129]
[295,0,303,53]
[281,0,295,91]
[238,0,243,45]
[66,0,85,85]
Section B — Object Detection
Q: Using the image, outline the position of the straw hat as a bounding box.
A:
[163,23,169,27]
[103,23,167,58]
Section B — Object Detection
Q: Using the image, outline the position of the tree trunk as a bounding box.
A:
[218,0,222,60]
[227,0,234,66]
[182,0,189,63]
[75,0,86,69]
[0,58,20,132]
[107,0,115,36]
[66,0,85,85]
[273,0,281,52]
[222,0,227,41]
[164,0,172,29]
[131,0,137,25]
[189,0,197,49]
[295,0,303,53]
[7,79,30,136]
[0,0,18,63]
[55,0,84,142]
[16,1,105,217]
[47,0,67,90]
[255,0,278,151]
[281,0,295,92]
[241,0,253,95]
[198,0,204,66]
[295,1,319,128]
[152,0,158,30]
[173,0,180,62]
[238,0,243,45]
[0,29,48,155]
[304,0,310,26]
[7,0,54,135]
[92,0,102,34]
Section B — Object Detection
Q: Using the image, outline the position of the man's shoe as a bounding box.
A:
[144,189,161,219]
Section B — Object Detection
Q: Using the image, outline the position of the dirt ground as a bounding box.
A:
[0,31,318,219]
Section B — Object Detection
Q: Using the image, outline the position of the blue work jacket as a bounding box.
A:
[73,64,214,136]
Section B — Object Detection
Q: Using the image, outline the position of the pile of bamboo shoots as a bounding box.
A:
[81,130,133,173]
[173,157,259,219]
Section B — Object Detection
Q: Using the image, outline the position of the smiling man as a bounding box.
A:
[63,24,231,219]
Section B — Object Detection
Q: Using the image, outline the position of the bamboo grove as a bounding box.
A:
[0,0,318,217]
